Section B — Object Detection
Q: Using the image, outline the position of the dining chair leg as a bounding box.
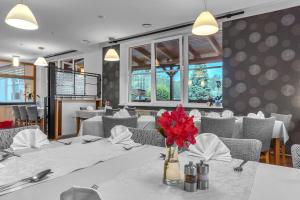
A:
[281,144,286,166]
[265,151,270,164]
[274,138,280,165]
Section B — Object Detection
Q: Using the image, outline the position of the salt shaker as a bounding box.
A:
[184,161,197,192]
[196,161,209,190]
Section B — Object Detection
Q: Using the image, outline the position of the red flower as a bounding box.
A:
[157,105,198,148]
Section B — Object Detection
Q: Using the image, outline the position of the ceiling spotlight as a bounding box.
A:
[5,3,38,30]
[12,56,20,67]
[97,15,105,19]
[82,39,90,44]
[142,23,152,28]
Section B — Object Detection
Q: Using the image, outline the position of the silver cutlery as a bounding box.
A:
[123,144,142,150]
[82,138,103,144]
[57,140,72,145]
[1,150,21,157]
[0,154,11,162]
[160,153,166,159]
[234,160,247,172]
[0,169,52,192]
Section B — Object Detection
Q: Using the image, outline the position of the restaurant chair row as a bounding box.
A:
[12,106,44,129]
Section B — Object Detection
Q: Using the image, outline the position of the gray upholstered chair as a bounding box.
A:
[291,144,300,169]
[271,113,292,166]
[0,125,40,149]
[200,117,235,138]
[19,106,28,125]
[105,108,113,116]
[128,128,165,147]
[27,106,39,122]
[126,108,137,116]
[242,117,275,163]
[220,137,262,161]
[102,116,138,138]
[12,106,21,126]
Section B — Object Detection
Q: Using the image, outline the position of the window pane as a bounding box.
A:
[129,44,151,102]
[0,61,34,77]
[188,32,223,103]
[155,39,180,101]
[0,78,34,103]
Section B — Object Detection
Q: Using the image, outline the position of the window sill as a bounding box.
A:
[119,102,223,109]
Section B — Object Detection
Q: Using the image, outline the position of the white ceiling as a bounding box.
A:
[0,0,298,62]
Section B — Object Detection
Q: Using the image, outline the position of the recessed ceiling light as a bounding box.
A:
[97,15,105,19]
[82,39,90,44]
[142,23,152,28]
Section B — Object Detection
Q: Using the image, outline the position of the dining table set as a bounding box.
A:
[0,134,299,200]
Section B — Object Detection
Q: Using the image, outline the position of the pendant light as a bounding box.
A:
[12,56,20,67]
[104,38,120,62]
[192,0,219,36]
[5,1,38,30]
[34,47,48,66]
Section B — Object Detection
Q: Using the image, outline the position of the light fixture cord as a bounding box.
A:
[203,0,208,11]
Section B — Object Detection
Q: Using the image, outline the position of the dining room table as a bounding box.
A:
[75,110,106,134]
[0,135,299,200]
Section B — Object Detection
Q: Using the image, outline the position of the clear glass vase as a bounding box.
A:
[163,144,181,185]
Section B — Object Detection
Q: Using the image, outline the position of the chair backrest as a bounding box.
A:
[242,117,275,152]
[128,128,165,147]
[201,117,235,138]
[105,108,114,116]
[102,116,138,138]
[0,125,40,149]
[291,144,300,169]
[271,113,292,131]
[27,106,39,121]
[220,137,262,161]
[19,106,28,120]
[12,106,21,120]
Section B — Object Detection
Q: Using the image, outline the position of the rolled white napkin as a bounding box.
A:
[87,106,94,111]
[188,133,232,162]
[113,109,130,118]
[10,129,50,150]
[108,125,135,146]
[207,112,220,118]
[157,109,167,117]
[60,186,103,200]
[189,109,201,121]
[257,111,265,119]
[222,110,234,118]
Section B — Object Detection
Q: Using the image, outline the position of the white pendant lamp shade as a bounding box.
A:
[192,11,219,36]
[34,57,48,66]
[12,56,20,67]
[104,48,120,61]
[5,4,38,30]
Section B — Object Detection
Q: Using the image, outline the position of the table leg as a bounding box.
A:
[76,117,81,135]
[274,138,280,165]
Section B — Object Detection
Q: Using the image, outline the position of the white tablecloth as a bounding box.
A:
[233,117,289,143]
[75,110,106,119]
[1,145,300,200]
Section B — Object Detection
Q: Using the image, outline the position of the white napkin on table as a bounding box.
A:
[157,109,167,117]
[207,112,221,118]
[113,109,130,118]
[247,113,257,118]
[87,106,94,111]
[189,109,201,120]
[257,111,265,118]
[60,186,103,200]
[222,110,234,118]
[10,129,50,150]
[188,133,232,162]
[108,125,135,146]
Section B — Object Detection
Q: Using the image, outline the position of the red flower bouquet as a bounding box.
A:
[157,105,198,148]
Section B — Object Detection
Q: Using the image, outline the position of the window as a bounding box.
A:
[188,33,223,103]
[129,44,151,102]
[0,60,35,104]
[155,38,181,101]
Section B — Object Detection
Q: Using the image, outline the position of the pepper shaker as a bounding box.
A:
[196,161,209,190]
[184,161,197,192]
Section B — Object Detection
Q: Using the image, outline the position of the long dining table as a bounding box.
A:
[0,135,299,200]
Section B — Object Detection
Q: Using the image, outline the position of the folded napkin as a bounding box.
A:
[207,112,221,118]
[222,110,234,118]
[10,129,50,150]
[87,106,94,111]
[257,111,265,118]
[104,106,112,110]
[157,109,167,117]
[108,125,135,146]
[189,109,201,120]
[247,113,257,118]
[188,133,232,162]
[60,186,103,200]
[113,109,130,118]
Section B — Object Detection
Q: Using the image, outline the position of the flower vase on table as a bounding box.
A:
[158,105,198,186]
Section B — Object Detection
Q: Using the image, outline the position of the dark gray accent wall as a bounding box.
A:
[223,6,300,148]
[102,45,120,108]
